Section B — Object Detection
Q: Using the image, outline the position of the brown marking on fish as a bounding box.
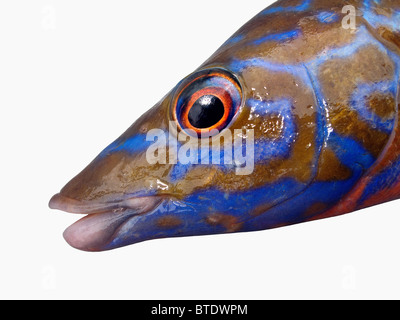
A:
[304,202,329,219]
[369,93,396,119]
[232,67,317,184]
[174,166,218,196]
[378,26,400,51]
[316,148,352,181]
[243,114,285,140]
[256,15,355,64]
[205,3,357,66]
[319,45,395,158]
[329,103,391,158]
[60,151,175,202]
[251,202,275,217]
[156,216,183,229]
[319,45,395,103]
[205,213,243,233]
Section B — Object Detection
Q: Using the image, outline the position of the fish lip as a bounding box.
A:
[49,193,163,216]
[49,193,165,251]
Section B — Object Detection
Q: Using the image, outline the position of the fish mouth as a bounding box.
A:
[49,194,164,251]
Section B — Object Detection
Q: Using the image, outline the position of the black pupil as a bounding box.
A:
[188,95,225,129]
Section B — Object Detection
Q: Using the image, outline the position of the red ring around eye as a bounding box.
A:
[180,86,233,134]
[171,69,243,138]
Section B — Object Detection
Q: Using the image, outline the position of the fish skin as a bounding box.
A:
[49,0,400,251]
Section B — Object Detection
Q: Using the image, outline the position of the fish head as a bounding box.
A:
[49,21,322,252]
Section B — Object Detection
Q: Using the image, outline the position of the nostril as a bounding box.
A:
[139,123,149,134]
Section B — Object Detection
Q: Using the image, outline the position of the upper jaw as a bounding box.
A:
[49,193,163,216]
[49,193,165,252]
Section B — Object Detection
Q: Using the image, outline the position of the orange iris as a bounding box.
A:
[180,87,233,135]
[172,69,243,137]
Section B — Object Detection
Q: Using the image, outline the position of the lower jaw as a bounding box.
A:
[49,194,165,251]
[63,209,136,252]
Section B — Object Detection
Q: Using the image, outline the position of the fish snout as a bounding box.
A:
[49,193,164,251]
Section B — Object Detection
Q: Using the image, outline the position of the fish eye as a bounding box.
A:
[172,69,242,137]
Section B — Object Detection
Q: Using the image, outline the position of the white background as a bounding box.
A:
[1,0,400,300]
